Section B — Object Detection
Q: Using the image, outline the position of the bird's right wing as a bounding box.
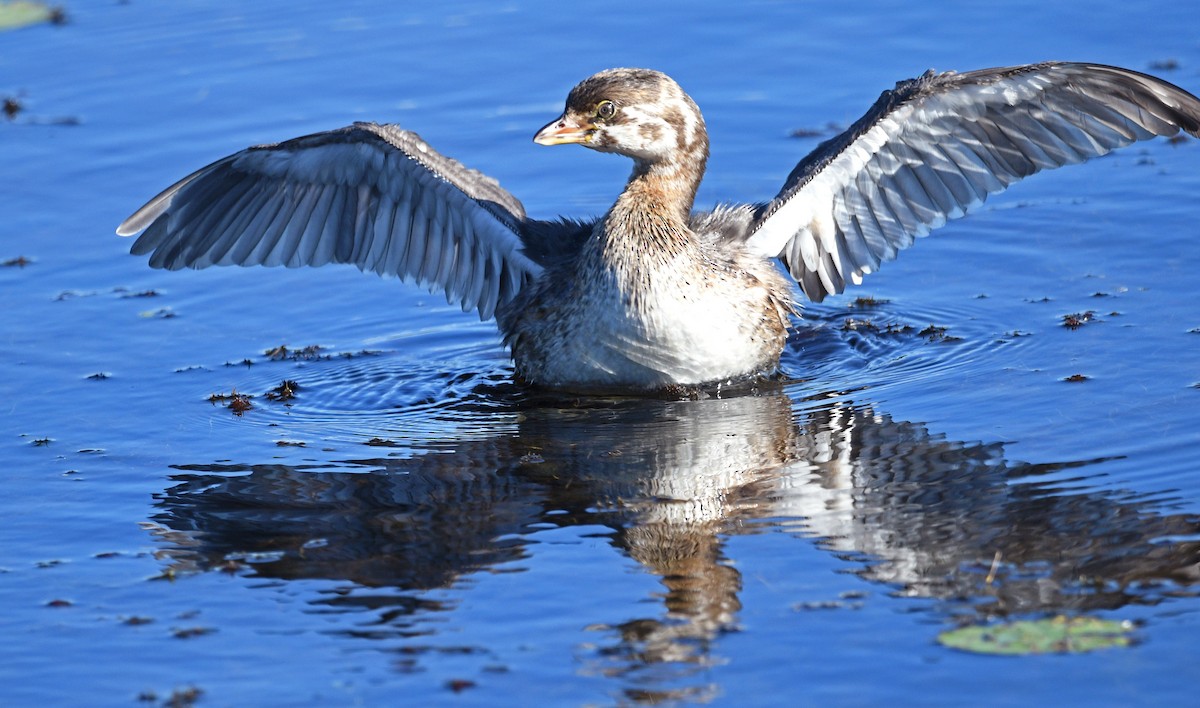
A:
[118,122,543,320]
[745,62,1200,302]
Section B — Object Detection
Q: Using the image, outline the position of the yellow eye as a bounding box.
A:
[595,100,616,120]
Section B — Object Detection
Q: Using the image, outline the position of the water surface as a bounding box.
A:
[3,1,1200,705]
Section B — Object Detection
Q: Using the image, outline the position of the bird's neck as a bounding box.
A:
[590,154,708,304]
[602,149,708,251]
[628,156,704,216]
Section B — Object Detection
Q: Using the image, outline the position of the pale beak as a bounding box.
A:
[533,114,593,146]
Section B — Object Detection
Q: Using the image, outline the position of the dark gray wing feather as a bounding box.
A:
[745,62,1200,302]
[118,122,545,320]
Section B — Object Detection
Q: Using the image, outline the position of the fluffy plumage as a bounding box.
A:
[119,63,1200,392]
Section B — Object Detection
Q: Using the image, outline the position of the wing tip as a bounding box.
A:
[115,216,143,237]
[117,199,168,237]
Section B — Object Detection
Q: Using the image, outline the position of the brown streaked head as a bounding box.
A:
[533,68,708,166]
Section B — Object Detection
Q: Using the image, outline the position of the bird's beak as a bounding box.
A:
[533,114,593,146]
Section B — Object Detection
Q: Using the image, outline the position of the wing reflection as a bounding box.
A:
[148,389,1200,693]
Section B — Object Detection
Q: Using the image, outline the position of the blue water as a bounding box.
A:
[3,1,1200,705]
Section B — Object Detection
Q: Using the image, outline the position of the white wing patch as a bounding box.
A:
[746,63,1200,302]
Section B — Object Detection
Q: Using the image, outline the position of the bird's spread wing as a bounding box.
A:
[117,122,543,320]
[745,62,1200,302]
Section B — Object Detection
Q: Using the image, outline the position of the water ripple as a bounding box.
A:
[785,296,1027,389]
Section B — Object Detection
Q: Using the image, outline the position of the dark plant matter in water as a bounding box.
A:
[117,63,1200,393]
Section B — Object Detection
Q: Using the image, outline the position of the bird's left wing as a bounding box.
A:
[744,62,1200,302]
[117,122,541,320]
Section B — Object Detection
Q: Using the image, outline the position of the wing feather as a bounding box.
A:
[219,185,276,264]
[118,122,545,319]
[853,171,898,264]
[383,191,413,279]
[365,195,397,276]
[274,183,322,267]
[293,184,334,267]
[747,62,1200,301]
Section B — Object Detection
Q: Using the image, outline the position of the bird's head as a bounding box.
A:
[534,68,708,168]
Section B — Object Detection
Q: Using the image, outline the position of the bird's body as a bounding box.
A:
[118,63,1200,394]
[499,205,795,391]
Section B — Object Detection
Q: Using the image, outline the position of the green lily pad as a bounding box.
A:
[0,1,58,31]
[938,616,1135,655]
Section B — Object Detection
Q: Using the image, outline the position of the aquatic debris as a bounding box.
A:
[265,343,325,361]
[263,343,381,361]
[148,686,203,708]
[364,437,400,447]
[938,616,1135,655]
[263,379,299,402]
[275,440,305,447]
[171,626,215,640]
[1061,310,1098,329]
[840,317,920,337]
[2,255,31,267]
[841,318,877,332]
[445,679,476,693]
[117,289,160,299]
[1063,373,1090,383]
[918,324,962,342]
[208,390,253,416]
[208,381,303,417]
[2,96,21,119]
[849,295,890,308]
[122,616,154,626]
[0,1,65,31]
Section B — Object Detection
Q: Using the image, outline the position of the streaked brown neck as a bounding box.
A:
[601,138,710,265]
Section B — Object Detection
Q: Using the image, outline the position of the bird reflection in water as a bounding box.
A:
[147,389,1200,698]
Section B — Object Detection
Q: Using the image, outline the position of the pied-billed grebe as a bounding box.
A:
[118,63,1200,393]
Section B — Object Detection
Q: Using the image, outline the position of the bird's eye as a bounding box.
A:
[595,100,616,120]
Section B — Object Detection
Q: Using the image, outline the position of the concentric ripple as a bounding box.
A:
[786,295,1034,392]
[183,339,524,453]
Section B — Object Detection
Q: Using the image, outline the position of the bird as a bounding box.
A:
[117,63,1200,394]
